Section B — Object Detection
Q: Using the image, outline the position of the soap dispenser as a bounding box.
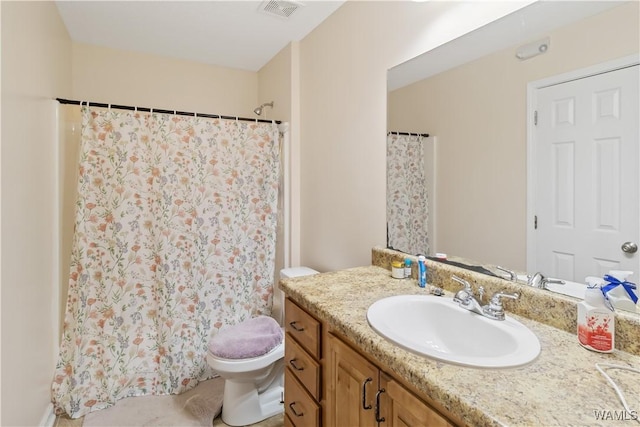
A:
[577,277,614,353]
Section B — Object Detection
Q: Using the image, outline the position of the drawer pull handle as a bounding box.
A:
[375,388,386,423]
[289,358,304,371]
[289,321,304,332]
[289,402,304,417]
[361,377,373,410]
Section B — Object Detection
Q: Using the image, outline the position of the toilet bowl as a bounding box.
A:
[206,340,285,426]
[206,267,318,426]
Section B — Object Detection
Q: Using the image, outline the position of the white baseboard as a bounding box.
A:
[39,403,56,427]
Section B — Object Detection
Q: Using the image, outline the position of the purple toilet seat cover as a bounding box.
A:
[208,315,283,359]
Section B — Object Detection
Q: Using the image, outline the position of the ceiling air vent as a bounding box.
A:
[259,0,304,19]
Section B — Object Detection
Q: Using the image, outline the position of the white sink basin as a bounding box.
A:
[367,295,540,368]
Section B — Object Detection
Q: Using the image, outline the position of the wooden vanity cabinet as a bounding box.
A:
[284,297,456,427]
[327,333,454,427]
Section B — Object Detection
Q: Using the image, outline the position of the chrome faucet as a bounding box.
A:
[452,276,485,315]
[452,275,519,321]
[482,291,520,320]
[528,272,565,289]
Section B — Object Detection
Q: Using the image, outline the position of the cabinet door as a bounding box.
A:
[380,372,453,427]
[327,334,379,427]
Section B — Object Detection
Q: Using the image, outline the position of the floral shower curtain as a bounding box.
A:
[52,106,281,418]
[386,133,429,255]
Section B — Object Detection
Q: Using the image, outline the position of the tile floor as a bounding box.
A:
[55,413,284,427]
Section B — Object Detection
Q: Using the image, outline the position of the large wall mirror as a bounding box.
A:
[387,1,639,310]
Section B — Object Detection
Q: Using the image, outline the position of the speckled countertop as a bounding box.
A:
[281,263,640,426]
[372,247,640,356]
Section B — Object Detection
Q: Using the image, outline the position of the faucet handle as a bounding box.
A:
[451,275,472,304]
[483,291,519,321]
[496,266,516,281]
[452,275,472,290]
[541,278,565,289]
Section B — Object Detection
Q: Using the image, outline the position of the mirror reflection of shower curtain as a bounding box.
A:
[386,133,429,255]
[52,106,281,418]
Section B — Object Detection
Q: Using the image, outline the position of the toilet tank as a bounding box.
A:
[274,267,319,325]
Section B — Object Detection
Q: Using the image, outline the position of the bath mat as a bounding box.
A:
[83,377,224,427]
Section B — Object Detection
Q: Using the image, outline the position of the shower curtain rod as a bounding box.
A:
[56,98,282,124]
[388,131,429,138]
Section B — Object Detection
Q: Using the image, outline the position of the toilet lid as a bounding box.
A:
[208,316,283,359]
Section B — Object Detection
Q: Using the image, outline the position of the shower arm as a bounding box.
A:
[254,101,274,116]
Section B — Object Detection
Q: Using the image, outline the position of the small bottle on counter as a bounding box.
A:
[391,260,405,279]
[577,278,614,353]
[404,258,412,278]
[417,255,427,288]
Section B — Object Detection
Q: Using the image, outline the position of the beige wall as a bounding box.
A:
[72,43,259,117]
[258,44,293,122]
[298,1,531,271]
[58,105,82,344]
[1,2,72,425]
[256,44,295,322]
[258,42,302,269]
[388,2,640,270]
[0,1,544,423]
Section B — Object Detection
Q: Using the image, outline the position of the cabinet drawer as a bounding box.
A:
[285,299,321,359]
[285,333,321,400]
[285,370,320,427]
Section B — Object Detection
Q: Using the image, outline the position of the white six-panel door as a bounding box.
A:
[534,64,639,282]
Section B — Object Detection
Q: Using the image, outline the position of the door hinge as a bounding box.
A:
[534,215,538,230]
[534,110,538,126]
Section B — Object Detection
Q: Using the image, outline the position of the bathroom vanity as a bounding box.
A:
[284,296,453,427]
[281,248,640,426]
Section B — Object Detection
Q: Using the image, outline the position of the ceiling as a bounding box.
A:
[388,1,627,91]
[55,0,344,72]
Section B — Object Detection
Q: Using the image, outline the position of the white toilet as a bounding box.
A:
[206,267,318,426]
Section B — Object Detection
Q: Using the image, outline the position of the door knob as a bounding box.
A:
[621,242,638,254]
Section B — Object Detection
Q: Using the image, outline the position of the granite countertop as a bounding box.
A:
[281,265,640,427]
